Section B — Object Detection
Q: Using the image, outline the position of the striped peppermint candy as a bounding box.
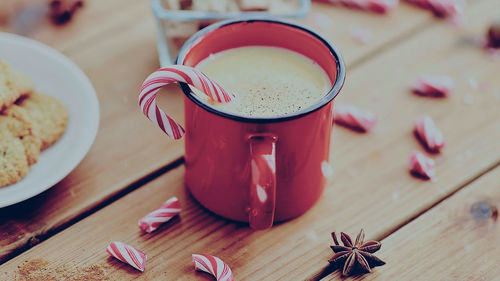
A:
[139,65,234,139]
[327,0,399,14]
[412,75,454,98]
[414,116,445,153]
[138,196,181,233]
[333,104,377,132]
[409,150,436,180]
[192,254,234,281]
[106,241,147,272]
[405,0,464,21]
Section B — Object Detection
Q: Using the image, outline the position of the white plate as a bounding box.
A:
[0,33,99,208]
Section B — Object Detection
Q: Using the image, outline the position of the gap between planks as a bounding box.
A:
[307,159,500,281]
[323,164,500,280]
[0,6,442,266]
[0,157,184,265]
[0,0,489,269]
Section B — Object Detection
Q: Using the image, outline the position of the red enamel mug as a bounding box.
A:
[139,18,345,229]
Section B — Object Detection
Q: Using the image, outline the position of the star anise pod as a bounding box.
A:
[329,229,386,277]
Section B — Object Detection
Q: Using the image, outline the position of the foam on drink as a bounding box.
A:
[194,46,331,117]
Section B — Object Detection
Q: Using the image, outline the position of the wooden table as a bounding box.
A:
[1,1,499,280]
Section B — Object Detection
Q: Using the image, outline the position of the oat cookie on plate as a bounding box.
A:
[0,59,34,112]
[2,105,41,165]
[16,92,69,150]
[0,106,42,187]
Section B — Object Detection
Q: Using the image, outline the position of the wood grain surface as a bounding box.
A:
[0,1,498,280]
[0,0,446,263]
[323,166,500,281]
[0,3,185,262]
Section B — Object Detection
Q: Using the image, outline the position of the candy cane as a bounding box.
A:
[405,0,464,22]
[413,116,445,153]
[326,0,399,14]
[333,104,377,132]
[409,150,436,180]
[138,196,181,233]
[192,254,234,281]
[106,241,147,272]
[412,75,454,98]
[139,65,234,139]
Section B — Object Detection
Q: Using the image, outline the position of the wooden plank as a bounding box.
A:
[0,1,187,263]
[161,2,435,67]
[1,0,498,279]
[0,0,438,263]
[0,0,152,54]
[323,166,500,280]
[0,1,433,64]
[299,2,433,66]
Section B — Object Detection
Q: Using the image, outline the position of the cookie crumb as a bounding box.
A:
[462,94,474,104]
[16,259,109,281]
[350,25,373,44]
[18,259,49,278]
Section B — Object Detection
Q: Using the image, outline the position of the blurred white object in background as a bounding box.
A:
[152,0,311,65]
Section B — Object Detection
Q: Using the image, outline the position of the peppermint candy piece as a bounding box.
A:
[192,254,234,281]
[405,0,465,23]
[327,0,399,14]
[409,150,436,180]
[412,75,454,97]
[413,116,445,153]
[333,104,377,132]
[138,196,181,233]
[106,241,147,272]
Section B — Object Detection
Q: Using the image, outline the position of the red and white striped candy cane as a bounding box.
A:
[139,65,234,139]
[333,104,377,132]
[405,0,464,20]
[106,241,147,272]
[412,75,454,98]
[192,254,234,281]
[413,116,445,153]
[327,0,399,14]
[138,196,181,233]
[409,150,436,180]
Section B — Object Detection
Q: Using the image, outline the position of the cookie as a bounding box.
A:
[0,110,36,187]
[16,92,68,150]
[2,105,42,165]
[0,59,34,112]
[0,132,29,187]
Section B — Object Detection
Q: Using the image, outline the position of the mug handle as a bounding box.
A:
[248,134,277,229]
